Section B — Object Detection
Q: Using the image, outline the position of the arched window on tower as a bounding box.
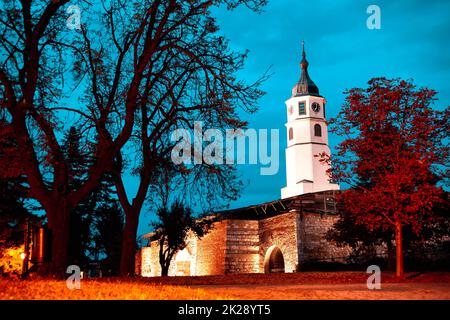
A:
[289,128,294,140]
[314,124,322,137]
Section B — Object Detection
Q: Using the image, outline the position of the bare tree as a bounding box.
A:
[110,0,268,275]
[0,0,266,275]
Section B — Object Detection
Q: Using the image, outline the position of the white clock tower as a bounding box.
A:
[281,43,339,199]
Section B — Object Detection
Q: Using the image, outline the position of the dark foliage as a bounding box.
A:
[154,201,212,276]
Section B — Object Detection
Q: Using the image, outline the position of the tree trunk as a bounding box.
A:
[395,221,404,278]
[119,210,139,276]
[47,204,71,278]
[387,239,395,272]
[161,264,169,277]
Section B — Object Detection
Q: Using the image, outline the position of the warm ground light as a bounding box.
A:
[1,272,450,300]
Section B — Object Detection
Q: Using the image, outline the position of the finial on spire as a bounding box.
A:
[301,40,305,58]
[300,40,308,69]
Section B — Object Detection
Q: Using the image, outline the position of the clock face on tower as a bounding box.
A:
[311,102,321,113]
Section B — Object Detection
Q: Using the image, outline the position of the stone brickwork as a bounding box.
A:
[194,221,227,275]
[140,241,161,277]
[225,220,260,274]
[298,212,352,264]
[137,211,354,277]
[259,211,299,273]
[138,234,198,277]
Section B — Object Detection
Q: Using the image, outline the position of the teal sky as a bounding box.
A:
[216,0,450,201]
[135,0,450,237]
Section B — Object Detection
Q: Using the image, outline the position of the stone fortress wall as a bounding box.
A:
[137,211,352,277]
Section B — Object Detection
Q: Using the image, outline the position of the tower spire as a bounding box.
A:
[292,41,319,97]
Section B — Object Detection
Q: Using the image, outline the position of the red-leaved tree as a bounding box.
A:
[324,78,449,277]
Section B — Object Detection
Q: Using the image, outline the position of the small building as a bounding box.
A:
[136,44,352,277]
[137,191,355,277]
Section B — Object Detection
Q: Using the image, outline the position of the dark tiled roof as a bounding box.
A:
[216,190,341,221]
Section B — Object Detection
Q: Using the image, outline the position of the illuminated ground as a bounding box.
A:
[1,272,449,300]
[190,283,450,300]
[0,279,233,300]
